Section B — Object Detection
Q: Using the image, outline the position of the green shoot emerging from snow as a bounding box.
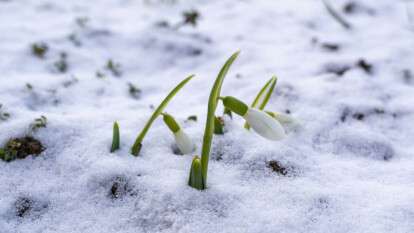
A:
[131,75,195,156]
[111,121,120,153]
[188,156,203,190]
[188,51,240,190]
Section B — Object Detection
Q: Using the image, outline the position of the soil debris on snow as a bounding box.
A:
[0,137,44,162]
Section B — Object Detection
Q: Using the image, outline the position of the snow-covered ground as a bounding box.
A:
[1,0,414,232]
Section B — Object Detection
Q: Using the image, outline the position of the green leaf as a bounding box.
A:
[131,75,195,156]
[192,51,239,189]
[244,76,277,129]
[110,121,120,153]
[258,76,277,110]
[250,78,273,108]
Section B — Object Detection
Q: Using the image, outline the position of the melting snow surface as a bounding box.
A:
[0,0,414,232]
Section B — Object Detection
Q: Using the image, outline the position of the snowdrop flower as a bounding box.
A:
[244,108,286,140]
[222,96,286,140]
[163,113,195,154]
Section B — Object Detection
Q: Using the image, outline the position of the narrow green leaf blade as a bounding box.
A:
[258,76,277,110]
[200,51,240,187]
[110,121,120,153]
[251,77,274,108]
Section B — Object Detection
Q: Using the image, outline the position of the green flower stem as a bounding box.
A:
[191,51,239,190]
[110,121,120,153]
[244,76,277,129]
[222,96,248,116]
[131,75,195,156]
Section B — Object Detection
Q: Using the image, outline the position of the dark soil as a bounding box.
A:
[323,63,351,76]
[267,160,288,176]
[15,197,33,217]
[356,59,373,74]
[340,107,390,123]
[14,196,48,218]
[0,136,44,162]
[109,176,136,199]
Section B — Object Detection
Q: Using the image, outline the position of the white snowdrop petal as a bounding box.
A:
[174,129,195,154]
[244,108,286,140]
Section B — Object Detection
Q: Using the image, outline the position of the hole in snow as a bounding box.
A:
[13,196,49,218]
[108,175,138,199]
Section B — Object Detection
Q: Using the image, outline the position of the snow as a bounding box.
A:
[0,0,414,232]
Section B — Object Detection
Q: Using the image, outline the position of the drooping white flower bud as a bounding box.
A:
[243,108,286,140]
[174,129,195,154]
[163,113,195,155]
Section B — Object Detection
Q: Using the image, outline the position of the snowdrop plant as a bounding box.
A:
[162,113,195,155]
[131,75,195,156]
[188,51,240,190]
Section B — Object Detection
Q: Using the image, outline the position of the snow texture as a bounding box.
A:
[0,0,414,232]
